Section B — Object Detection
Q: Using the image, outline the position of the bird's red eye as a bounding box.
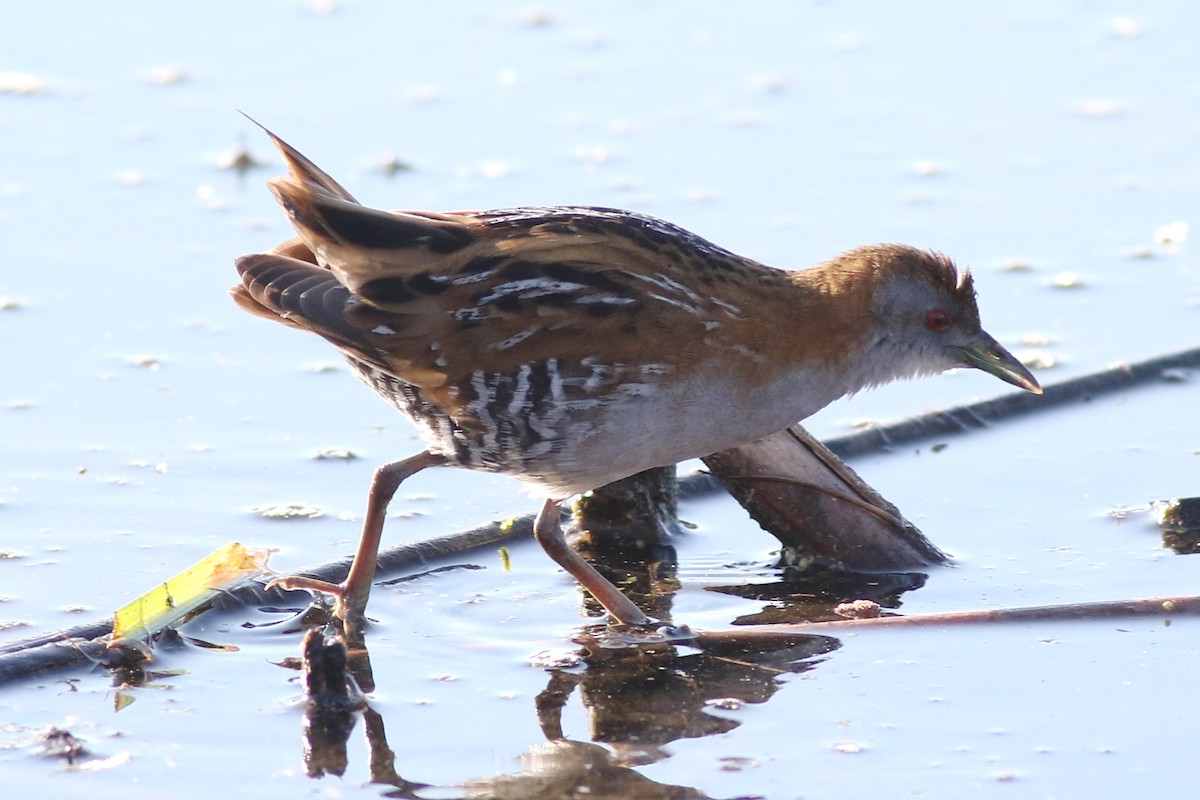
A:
[925,309,952,331]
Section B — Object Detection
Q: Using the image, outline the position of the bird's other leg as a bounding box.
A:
[269,450,447,624]
[533,498,652,626]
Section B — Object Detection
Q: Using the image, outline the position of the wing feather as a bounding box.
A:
[235,127,792,406]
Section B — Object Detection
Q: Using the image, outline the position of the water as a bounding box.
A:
[2,1,1197,797]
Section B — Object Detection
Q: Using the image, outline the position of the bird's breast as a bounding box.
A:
[347,352,851,497]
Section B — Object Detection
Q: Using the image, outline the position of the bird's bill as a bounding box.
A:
[957,333,1043,394]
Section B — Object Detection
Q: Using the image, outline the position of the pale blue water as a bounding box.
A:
[2,2,1197,798]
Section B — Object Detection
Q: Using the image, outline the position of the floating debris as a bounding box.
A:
[998,258,1034,272]
[705,697,745,711]
[110,542,268,645]
[1160,369,1193,383]
[128,460,169,474]
[253,503,325,520]
[216,143,265,175]
[314,448,359,461]
[375,152,414,176]
[309,362,342,374]
[38,727,88,763]
[149,66,188,85]
[1107,504,1155,523]
[1016,349,1057,370]
[834,599,882,618]
[129,355,161,370]
[1154,220,1188,245]
[521,9,554,27]
[529,649,584,670]
[1159,498,1200,555]
[1051,271,1086,289]
[0,71,47,95]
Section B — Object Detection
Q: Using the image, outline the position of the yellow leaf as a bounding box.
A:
[112,542,270,641]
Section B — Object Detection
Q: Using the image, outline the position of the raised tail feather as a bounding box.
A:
[244,117,476,292]
[240,113,358,203]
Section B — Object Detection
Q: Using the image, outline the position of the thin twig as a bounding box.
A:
[696,595,1200,642]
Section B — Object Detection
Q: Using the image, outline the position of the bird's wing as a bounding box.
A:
[235,129,792,419]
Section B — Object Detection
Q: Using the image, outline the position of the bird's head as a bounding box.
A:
[839,244,1042,394]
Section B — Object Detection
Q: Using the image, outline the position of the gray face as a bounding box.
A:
[866,270,1040,394]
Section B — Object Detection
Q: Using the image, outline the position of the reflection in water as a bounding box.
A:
[291,615,836,797]
[298,628,365,779]
[464,739,709,800]
[282,524,937,795]
[1159,497,1200,554]
[294,627,429,797]
[711,563,928,625]
[537,628,837,758]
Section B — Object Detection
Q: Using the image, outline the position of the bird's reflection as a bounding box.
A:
[291,614,836,798]
[463,739,709,799]
[278,470,936,796]
[280,505,928,796]
[537,626,838,761]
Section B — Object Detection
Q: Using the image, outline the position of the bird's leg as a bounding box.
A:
[269,450,446,623]
[533,498,652,626]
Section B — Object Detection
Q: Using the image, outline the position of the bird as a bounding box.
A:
[231,125,1042,627]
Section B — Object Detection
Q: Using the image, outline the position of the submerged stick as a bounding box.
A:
[703,425,947,571]
[695,595,1200,643]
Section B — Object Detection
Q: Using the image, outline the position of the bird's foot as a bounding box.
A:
[265,575,368,627]
[588,619,698,648]
[654,622,697,642]
[576,623,700,652]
